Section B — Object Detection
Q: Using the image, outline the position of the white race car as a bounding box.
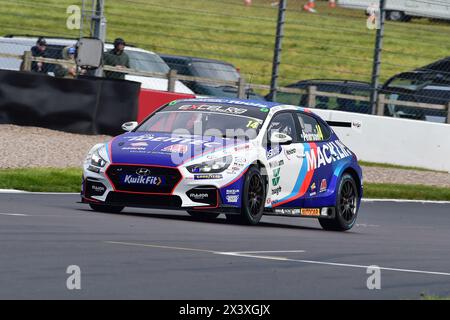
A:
[82,98,363,231]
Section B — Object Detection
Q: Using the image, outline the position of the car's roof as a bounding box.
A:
[160,53,235,67]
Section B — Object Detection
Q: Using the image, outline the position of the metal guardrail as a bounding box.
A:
[1,51,449,124]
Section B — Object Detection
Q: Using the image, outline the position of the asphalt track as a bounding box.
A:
[0,193,449,300]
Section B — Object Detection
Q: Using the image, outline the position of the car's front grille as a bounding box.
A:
[106,192,182,208]
[106,165,181,194]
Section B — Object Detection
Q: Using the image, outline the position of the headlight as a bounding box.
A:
[88,145,107,168]
[187,156,232,173]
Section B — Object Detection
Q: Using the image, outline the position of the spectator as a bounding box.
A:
[54,47,77,79]
[31,37,48,73]
[244,0,252,6]
[303,0,336,13]
[103,38,130,80]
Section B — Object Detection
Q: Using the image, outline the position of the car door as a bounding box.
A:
[295,112,334,199]
[264,111,303,207]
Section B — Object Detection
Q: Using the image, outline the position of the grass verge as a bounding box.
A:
[1,168,449,201]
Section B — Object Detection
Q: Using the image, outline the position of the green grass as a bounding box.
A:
[0,168,81,193]
[2,0,450,88]
[364,183,450,201]
[1,168,449,201]
[359,161,446,173]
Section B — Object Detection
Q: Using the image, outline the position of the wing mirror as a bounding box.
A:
[269,132,293,145]
[122,121,138,132]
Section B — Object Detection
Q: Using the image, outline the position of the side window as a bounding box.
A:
[296,113,331,142]
[267,112,297,141]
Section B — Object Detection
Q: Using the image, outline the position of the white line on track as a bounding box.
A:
[106,241,450,277]
[0,213,29,217]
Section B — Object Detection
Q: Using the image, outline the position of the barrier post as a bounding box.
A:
[447,102,450,124]
[377,94,385,116]
[168,69,177,92]
[238,77,246,99]
[22,51,32,71]
[307,86,317,108]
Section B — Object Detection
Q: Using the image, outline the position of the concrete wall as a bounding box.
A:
[312,109,450,173]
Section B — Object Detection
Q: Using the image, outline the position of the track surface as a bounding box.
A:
[0,193,449,299]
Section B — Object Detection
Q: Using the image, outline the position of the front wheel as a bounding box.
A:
[226,166,265,225]
[319,174,359,231]
[89,203,124,213]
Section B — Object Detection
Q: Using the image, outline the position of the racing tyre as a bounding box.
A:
[187,210,220,220]
[89,203,124,213]
[226,166,265,225]
[319,174,359,231]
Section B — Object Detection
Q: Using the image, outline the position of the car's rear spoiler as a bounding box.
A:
[326,121,352,128]
[326,120,362,131]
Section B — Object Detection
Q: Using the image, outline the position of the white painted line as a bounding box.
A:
[0,190,78,195]
[0,213,29,217]
[0,189,26,193]
[224,250,306,254]
[106,241,450,277]
[215,252,450,277]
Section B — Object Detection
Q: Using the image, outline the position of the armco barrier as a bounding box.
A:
[313,109,450,173]
[137,89,195,122]
[0,70,140,136]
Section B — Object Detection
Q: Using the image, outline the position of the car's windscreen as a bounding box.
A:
[127,51,170,73]
[136,102,270,138]
[191,62,240,82]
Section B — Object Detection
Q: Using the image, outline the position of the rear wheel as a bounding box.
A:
[226,166,265,225]
[319,174,359,231]
[89,203,124,213]
[187,210,220,220]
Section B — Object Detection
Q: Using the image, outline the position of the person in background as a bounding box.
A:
[54,47,78,79]
[103,38,130,80]
[31,37,48,73]
[303,0,336,13]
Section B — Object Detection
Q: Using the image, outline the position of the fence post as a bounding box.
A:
[369,0,386,115]
[268,0,287,102]
[168,69,177,92]
[377,94,385,116]
[307,86,317,108]
[238,77,246,99]
[447,102,450,124]
[22,51,32,71]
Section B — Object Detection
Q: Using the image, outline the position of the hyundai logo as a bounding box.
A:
[136,168,151,176]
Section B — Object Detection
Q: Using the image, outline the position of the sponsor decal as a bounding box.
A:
[125,135,221,148]
[161,144,188,154]
[309,182,317,197]
[226,195,239,203]
[178,104,248,115]
[136,168,151,176]
[305,140,351,172]
[91,185,105,193]
[266,197,272,205]
[266,146,282,160]
[274,208,301,215]
[352,120,362,132]
[272,168,281,186]
[123,175,162,186]
[285,148,296,156]
[301,208,320,216]
[226,189,240,195]
[189,192,209,200]
[320,179,327,193]
[194,174,223,180]
[271,186,282,196]
[269,159,284,169]
[260,108,270,113]
[301,125,324,142]
[130,142,148,147]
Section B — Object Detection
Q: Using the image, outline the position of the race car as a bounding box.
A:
[81,98,363,231]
